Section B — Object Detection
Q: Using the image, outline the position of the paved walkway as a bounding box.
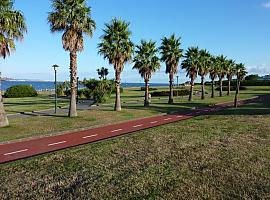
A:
[0,97,258,164]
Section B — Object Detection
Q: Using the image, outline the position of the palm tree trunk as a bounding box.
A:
[0,91,9,127]
[219,78,223,97]
[201,76,205,100]
[227,78,231,96]
[168,72,174,104]
[234,80,240,108]
[211,79,215,98]
[68,52,78,117]
[115,70,121,111]
[144,80,150,107]
[189,77,194,101]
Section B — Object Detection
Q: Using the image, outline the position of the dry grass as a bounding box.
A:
[0,107,269,199]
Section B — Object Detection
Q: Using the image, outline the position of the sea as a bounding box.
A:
[0,80,168,91]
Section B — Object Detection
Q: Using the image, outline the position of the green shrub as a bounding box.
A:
[223,80,270,86]
[93,80,113,103]
[5,85,38,98]
[151,89,189,97]
[140,87,158,91]
[215,86,247,91]
[112,87,124,94]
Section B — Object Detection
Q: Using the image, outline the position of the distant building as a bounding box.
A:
[261,75,270,80]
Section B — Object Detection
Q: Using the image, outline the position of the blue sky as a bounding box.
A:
[1,0,270,83]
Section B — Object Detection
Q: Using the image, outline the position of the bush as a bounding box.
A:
[151,89,189,97]
[5,85,38,98]
[223,80,270,86]
[215,86,247,91]
[140,87,158,91]
[112,87,124,94]
[93,80,113,103]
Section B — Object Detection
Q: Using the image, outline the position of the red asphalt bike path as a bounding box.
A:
[0,98,257,164]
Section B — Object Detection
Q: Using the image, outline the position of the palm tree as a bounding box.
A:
[181,47,200,101]
[0,0,27,127]
[133,40,160,107]
[48,0,96,117]
[234,63,247,107]
[160,34,183,104]
[216,55,227,97]
[225,59,235,96]
[98,18,134,111]
[97,67,109,80]
[198,49,211,100]
[209,56,219,98]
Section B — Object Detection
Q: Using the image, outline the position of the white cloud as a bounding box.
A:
[262,1,270,8]
[247,64,270,75]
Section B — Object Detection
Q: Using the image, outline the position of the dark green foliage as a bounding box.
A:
[112,87,124,93]
[93,81,113,103]
[245,74,260,81]
[140,87,158,91]
[223,80,270,86]
[5,85,38,98]
[151,89,189,97]
[215,86,247,91]
[82,79,114,103]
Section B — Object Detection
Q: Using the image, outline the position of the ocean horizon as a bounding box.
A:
[0,80,169,91]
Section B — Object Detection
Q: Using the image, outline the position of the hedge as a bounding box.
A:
[5,85,38,98]
[215,86,247,91]
[151,89,189,97]
[140,87,158,91]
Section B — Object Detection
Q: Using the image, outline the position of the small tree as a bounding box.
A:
[97,67,109,80]
[198,49,211,100]
[234,63,247,108]
[133,40,160,107]
[98,18,134,111]
[181,47,200,101]
[209,56,219,98]
[160,34,183,104]
[216,55,227,97]
[225,59,236,96]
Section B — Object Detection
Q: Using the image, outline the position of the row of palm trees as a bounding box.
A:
[0,0,247,128]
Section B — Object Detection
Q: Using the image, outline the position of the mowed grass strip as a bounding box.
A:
[0,102,269,199]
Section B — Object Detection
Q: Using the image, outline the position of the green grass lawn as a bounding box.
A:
[0,86,269,143]
[3,95,69,114]
[1,99,269,199]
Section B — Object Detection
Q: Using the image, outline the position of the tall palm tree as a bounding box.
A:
[225,59,235,96]
[216,55,227,97]
[198,49,211,100]
[0,0,27,127]
[234,63,247,108]
[209,56,219,98]
[48,0,96,117]
[160,34,183,104]
[181,47,200,101]
[98,18,134,111]
[133,40,160,107]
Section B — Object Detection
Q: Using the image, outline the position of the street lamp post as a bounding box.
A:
[52,65,59,113]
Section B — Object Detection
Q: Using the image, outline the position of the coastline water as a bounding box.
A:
[0,80,168,91]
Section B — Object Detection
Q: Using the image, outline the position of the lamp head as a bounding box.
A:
[52,64,59,71]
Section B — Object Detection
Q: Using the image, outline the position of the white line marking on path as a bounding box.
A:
[176,115,183,118]
[133,124,143,128]
[164,118,172,121]
[4,149,28,156]
[111,129,123,133]
[83,134,98,139]
[48,141,66,146]
[150,121,158,124]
